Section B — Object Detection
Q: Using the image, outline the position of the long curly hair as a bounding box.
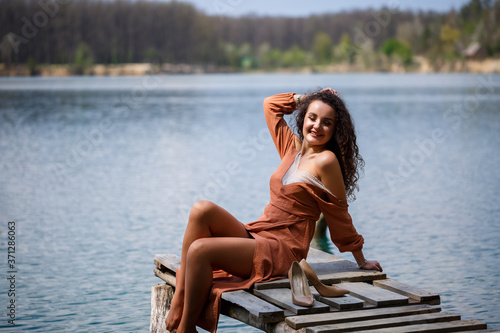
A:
[294,89,364,201]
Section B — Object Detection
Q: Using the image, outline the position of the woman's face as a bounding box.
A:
[302,100,336,148]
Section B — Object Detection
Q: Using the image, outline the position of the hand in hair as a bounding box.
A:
[320,87,340,97]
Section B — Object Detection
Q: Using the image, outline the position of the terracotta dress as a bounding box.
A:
[197,93,364,332]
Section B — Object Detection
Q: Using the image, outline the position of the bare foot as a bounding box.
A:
[165,290,184,332]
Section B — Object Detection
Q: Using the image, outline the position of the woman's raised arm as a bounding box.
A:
[263,92,299,159]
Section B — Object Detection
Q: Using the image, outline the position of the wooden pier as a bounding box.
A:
[150,248,498,332]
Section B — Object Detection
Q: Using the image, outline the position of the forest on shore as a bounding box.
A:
[0,0,499,75]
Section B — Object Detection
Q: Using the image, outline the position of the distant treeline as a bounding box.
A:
[1,0,499,71]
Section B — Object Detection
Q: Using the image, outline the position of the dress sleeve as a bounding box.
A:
[263,92,298,160]
[317,195,364,253]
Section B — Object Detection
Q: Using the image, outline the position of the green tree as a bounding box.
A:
[27,56,38,76]
[261,48,283,69]
[439,24,461,59]
[312,32,333,65]
[238,43,256,70]
[336,33,356,64]
[282,45,307,68]
[224,43,240,68]
[145,46,161,65]
[460,0,484,22]
[73,42,94,75]
[440,24,461,43]
[380,38,413,65]
[418,25,432,54]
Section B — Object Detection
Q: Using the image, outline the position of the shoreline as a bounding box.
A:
[1,58,500,77]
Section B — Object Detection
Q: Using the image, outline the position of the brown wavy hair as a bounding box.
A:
[294,89,364,201]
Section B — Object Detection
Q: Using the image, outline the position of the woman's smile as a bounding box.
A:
[308,129,323,139]
[310,128,322,136]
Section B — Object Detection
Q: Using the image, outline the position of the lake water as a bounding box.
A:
[0,73,499,332]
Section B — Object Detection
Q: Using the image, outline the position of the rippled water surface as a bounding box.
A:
[1,73,499,331]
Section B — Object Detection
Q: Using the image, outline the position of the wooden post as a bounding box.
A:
[150,283,174,333]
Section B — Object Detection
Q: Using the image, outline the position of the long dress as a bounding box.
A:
[196,92,364,332]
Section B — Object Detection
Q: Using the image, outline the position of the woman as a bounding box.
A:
[166,88,382,333]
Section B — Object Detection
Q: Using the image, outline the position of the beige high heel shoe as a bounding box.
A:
[288,261,314,306]
[299,259,350,297]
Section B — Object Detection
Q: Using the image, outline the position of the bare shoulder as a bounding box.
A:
[315,150,346,200]
[315,150,340,172]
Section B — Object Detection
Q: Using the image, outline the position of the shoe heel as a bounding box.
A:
[288,261,314,306]
[299,259,349,297]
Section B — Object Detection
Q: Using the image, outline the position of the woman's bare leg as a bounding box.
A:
[165,201,252,332]
[177,237,255,332]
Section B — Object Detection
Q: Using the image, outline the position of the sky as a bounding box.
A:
[169,0,472,17]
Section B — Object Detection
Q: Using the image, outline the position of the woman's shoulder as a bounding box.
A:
[315,150,340,170]
[315,150,346,200]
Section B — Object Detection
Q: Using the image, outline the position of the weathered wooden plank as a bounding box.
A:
[221,290,285,324]
[268,321,305,333]
[154,267,176,287]
[253,288,330,315]
[313,291,364,310]
[336,282,409,307]
[255,249,386,290]
[307,247,346,263]
[150,284,174,333]
[363,319,488,332]
[154,254,180,273]
[374,278,440,305]
[153,248,334,272]
[305,248,390,290]
[254,278,292,290]
[306,312,461,333]
[286,304,441,329]
[154,251,385,291]
[255,260,386,290]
